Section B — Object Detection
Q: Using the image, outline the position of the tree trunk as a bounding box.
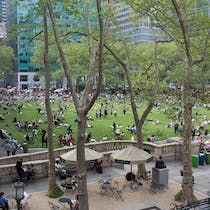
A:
[42,1,56,192]
[105,44,155,177]
[182,67,194,204]
[46,1,109,208]
[77,112,89,209]
[136,101,154,176]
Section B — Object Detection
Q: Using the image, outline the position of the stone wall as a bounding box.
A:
[0,138,200,184]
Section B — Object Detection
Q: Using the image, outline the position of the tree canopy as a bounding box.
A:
[0,45,15,77]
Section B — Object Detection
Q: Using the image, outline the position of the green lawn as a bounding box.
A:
[0,97,209,149]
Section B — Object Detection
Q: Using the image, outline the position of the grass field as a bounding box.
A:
[0,96,209,149]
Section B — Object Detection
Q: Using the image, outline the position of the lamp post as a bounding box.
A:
[14,179,24,210]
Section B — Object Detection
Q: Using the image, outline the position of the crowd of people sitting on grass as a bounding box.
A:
[58,133,75,146]
[147,134,158,143]
[0,129,22,156]
[0,89,210,153]
[112,122,125,140]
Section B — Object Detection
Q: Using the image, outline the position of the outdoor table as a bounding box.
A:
[58,197,73,209]
[99,180,112,195]
[102,174,112,184]
[101,182,112,195]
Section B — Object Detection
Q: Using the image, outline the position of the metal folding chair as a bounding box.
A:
[98,179,112,195]
[110,181,125,201]
[48,201,60,210]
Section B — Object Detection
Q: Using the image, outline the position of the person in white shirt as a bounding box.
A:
[20,192,31,208]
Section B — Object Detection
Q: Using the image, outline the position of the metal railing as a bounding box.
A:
[174,198,210,210]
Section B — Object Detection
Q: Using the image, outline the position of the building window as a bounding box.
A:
[33,75,39,81]
[20,60,28,64]
[20,75,28,81]
[19,69,28,72]
[22,84,28,89]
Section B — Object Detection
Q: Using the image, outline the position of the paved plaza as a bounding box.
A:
[0,160,210,209]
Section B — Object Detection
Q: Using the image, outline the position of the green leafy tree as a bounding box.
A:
[46,0,111,209]
[31,40,91,91]
[102,10,180,175]
[125,0,210,204]
[0,45,15,77]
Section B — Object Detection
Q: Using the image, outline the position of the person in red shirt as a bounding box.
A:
[173,122,179,134]
[67,135,75,145]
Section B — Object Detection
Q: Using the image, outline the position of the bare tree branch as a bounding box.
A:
[82,0,99,110]
[84,0,111,113]
[171,0,192,65]
[46,0,79,112]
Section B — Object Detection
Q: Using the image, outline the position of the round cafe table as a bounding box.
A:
[58,197,73,209]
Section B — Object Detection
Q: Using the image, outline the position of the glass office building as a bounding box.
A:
[10,0,209,89]
[110,2,164,44]
[15,1,97,89]
[111,1,210,44]
[17,0,42,89]
[16,0,75,89]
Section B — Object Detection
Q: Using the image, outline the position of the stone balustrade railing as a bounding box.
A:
[0,140,138,166]
[0,137,200,184]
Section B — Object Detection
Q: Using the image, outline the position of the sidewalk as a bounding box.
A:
[1,161,210,209]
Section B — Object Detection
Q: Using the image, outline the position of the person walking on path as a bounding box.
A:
[5,142,11,156]
[173,122,179,134]
[16,158,24,181]
[11,143,16,155]
[41,130,48,147]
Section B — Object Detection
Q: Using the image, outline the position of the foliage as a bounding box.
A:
[130,43,176,101]
[125,1,210,203]
[0,45,15,77]
[48,184,64,198]
[175,190,182,201]
[63,40,90,78]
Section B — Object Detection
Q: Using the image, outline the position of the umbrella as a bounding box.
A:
[111,145,152,171]
[60,147,103,164]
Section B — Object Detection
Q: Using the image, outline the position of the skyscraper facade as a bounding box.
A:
[8,1,209,89]
[111,1,210,44]
[0,0,7,39]
[16,0,73,89]
[17,0,42,89]
[110,2,165,44]
[0,0,7,23]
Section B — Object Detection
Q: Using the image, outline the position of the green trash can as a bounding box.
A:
[205,152,210,164]
[192,154,199,167]
[22,143,28,153]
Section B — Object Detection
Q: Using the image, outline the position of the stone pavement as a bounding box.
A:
[1,160,210,199]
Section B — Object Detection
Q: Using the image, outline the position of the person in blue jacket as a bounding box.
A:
[0,192,9,210]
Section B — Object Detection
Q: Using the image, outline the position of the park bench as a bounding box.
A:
[174,197,210,209]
